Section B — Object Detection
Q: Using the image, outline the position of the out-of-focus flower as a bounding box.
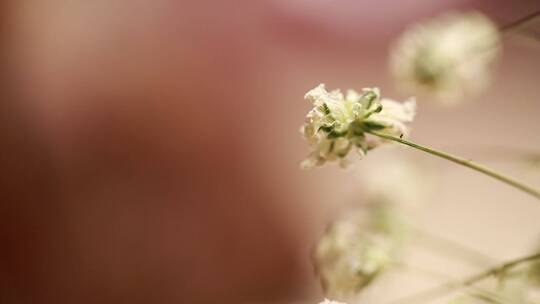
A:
[301,84,416,168]
[319,299,348,304]
[313,204,408,300]
[390,11,500,104]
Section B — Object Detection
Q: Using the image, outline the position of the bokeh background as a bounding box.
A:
[1,0,539,303]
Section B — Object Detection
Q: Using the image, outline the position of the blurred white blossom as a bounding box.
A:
[391,11,500,104]
[301,84,416,168]
[314,204,408,300]
[319,299,347,304]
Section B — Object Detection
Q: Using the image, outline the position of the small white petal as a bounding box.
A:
[319,299,348,304]
[304,84,328,104]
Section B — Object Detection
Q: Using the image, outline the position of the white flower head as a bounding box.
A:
[391,11,500,104]
[301,84,416,168]
[319,299,348,304]
[314,205,407,299]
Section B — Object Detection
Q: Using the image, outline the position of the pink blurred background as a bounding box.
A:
[1,0,539,303]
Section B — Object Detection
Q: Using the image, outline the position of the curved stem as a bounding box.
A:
[367,131,540,200]
[387,252,540,304]
[411,226,496,268]
[394,263,511,304]
[500,10,540,34]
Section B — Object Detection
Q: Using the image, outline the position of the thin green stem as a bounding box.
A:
[394,263,512,304]
[500,11,540,34]
[412,226,496,268]
[367,131,540,200]
[386,252,540,304]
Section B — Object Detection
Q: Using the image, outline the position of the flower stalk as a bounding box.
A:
[387,252,540,304]
[500,10,540,34]
[367,131,540,200]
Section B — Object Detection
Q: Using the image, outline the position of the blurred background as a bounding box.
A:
[1,0,539,303]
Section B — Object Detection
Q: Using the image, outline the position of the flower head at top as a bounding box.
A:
[301,84,416,168]
[390,11,500,104]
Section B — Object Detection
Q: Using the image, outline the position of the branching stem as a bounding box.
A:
[385,251,540,304]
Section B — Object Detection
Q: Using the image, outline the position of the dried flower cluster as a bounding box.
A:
[304,9,540,304]
[391,11,500,103]
[301,84,415,168]
[314,204,408,300]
